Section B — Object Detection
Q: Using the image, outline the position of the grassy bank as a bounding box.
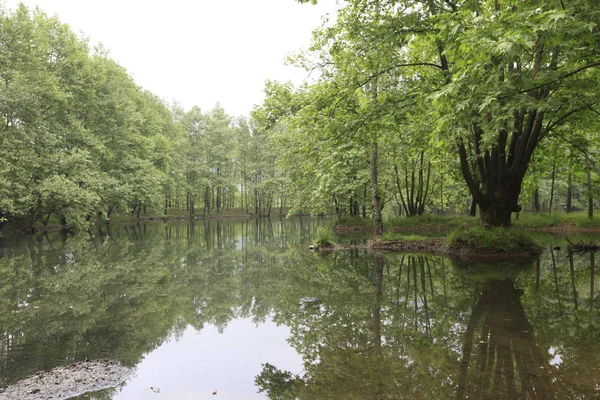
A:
[448,226,541,254]
[513,211,600,229]
[327,212,600,256]
[331,212,600,232]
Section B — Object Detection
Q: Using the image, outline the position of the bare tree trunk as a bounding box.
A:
[566,172,572,213]
[363,185,368,218]
[588,170,594,219]
[549,158,556,215]
[204,186,211,216]
[395,165,409,216]
[219,187,223,213]
[267,196,272,217]
[255,188,259,216]
[534,187,540,214]
[370,145,383,239]
[440,173,444,213]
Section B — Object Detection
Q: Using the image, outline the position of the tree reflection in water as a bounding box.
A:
[258,250,600,399]
[1,221,600,398]
[458,279,553,399]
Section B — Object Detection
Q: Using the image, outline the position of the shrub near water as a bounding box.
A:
[313,226,336,247]
[449,226,540,253]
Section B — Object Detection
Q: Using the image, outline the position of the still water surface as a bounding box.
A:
[1,218,600,399]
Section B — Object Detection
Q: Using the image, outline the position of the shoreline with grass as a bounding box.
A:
[332,212,600,233]
[314,212,600,258]
[315,229,542,260]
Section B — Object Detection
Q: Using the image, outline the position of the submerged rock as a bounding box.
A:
[0,360,133,400]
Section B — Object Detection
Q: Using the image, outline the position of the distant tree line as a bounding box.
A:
[0,5,287,229]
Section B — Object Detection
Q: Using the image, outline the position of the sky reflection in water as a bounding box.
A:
[113,319,299,400]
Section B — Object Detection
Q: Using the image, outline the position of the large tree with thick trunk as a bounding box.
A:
[297,0,600,227]
[440,0,600,226]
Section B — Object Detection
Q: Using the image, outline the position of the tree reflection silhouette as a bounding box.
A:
[256,253,571,399]
[458,279,553,400]
[4,222,600,399]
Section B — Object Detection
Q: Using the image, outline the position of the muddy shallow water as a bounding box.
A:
[1,218,599,399]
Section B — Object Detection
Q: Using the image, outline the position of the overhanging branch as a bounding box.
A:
[517,62,600,95]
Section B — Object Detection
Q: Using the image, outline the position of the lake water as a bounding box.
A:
[1,218,599,399]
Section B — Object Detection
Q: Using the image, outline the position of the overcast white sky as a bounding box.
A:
[4,0,338,117]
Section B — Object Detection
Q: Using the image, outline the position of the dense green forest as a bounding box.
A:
[0,4,288,229]
[1,0,599,230]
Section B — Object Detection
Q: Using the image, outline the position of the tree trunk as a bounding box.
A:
[368,6,383,238]
[534,187,540,214]
[279,193,285,217]
[267,196,272,217]
[566,172,573,213]
[362,185,368,218]
[440,173,444,213]
[216,187,222,214]
[417,158,432,215]
[255,188,260,216]
[370,146,384,239]
[204,186,211,216]
[469,195,477,217]
[458,122,530,228]
[212,187,215,212]
[588,170,593,219]
[549,158,556,215]
[394,165,409,217]
[471,171,519,227]
[333,195,340,217]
